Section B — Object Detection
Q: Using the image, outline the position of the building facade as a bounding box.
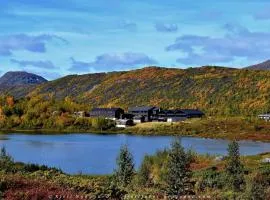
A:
[258,114,270,121]
[89,108,124,120]
[128,106,160,122]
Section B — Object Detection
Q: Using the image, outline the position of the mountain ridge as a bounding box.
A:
[0,71,47,86]
[0,71,47,98]
[246,60,270,70]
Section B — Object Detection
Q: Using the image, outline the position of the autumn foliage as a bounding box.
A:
[2,175,82,200]
[2,66,270,116]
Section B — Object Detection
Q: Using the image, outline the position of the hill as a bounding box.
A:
[1,66,270,116]
[30,66,270,116]
[0,71,47,98]
[246,60,270,70]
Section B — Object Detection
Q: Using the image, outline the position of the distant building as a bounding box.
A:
[262,158,270,163]
[133,116,146,124]
[258,114,270,121]
[89,108,124,120]
[156,109,204,122]
[157,110,187,122]
[116,119,134,128]
[88,106,204,124]
[179,109,205,118]
[128,106,160,121]
[122,113,134,120]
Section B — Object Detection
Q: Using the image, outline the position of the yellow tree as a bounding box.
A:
[6,96,15,107]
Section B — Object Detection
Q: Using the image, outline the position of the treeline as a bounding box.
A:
[0,95,114,131]
[110,140,270,199]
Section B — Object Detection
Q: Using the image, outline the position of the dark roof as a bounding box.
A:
[128,106,159,112]
[91,108,123,112]
[179,109,204,115]
[159,109,186,114]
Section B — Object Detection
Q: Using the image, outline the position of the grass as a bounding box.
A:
[121,117,270,141]
[1,116,270,142]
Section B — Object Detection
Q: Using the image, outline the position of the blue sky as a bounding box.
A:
[1,0,270,80]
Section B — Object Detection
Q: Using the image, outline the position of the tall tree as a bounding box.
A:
[226,140,245,191]
[0,146,13,169]
[165,139,192,196]
[114,144,135,187]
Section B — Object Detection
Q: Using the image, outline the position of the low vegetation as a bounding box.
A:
[0,95,115,132]
[0,93,270,141]
[123,117,270,141]
[0,140,270,199]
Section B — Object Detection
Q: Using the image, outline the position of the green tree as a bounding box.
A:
[0,146,13,170]
[0,146,12,162]
[114,145,135,187]
[165,139,192,196]
[2,106,12,117]
[92,118,114,131]
[225,140,245,191]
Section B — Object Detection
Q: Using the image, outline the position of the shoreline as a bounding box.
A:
[1,126,270,142]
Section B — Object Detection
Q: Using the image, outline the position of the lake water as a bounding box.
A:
[0,133,270,174]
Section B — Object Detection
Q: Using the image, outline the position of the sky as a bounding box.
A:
[1,0,270,80]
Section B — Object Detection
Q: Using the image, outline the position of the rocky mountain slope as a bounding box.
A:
[246,60,270,70]
[0,71,47,98]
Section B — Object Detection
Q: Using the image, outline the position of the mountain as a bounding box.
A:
[246,60,270,70]
[0,71,47,86]
[0,71,47,98]
[1,66,270,115]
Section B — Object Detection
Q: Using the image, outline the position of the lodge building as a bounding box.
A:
[128,106,160,122]
[89,108,124,120]
[258,114,270,121]
[86,106,205,124]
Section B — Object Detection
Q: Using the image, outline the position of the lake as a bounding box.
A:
[0,133,270,174]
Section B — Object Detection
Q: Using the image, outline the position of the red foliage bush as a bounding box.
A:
[2,175,85,200]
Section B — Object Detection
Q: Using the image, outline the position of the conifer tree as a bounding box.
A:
[114,144,135,187]
[0,146,13,170]
[226,141,245,191]
[165,139,192,195]
[0,146,12,162]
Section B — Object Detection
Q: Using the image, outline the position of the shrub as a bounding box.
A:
[137,155,152,187]
[195,167,226,192]
[244,173,267,200]
[92,118,115,131]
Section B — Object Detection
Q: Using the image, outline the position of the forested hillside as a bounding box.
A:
[2,66,270,116]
